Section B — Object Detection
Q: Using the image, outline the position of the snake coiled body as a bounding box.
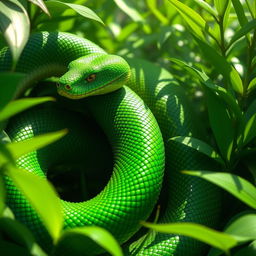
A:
[1,32,220,255]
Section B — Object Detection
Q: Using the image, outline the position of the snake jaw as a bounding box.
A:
[57,54,131,99]
[57,71,130,99]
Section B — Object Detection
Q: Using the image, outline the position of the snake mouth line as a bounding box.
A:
[58,71,130,99]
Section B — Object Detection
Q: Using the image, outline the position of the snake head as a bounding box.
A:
[57,53,130,99]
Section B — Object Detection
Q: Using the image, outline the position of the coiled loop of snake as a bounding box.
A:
[1,32,220,255]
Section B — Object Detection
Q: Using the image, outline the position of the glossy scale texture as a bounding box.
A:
[1,32,220,255]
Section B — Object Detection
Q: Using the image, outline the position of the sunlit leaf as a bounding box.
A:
[168,0,218,41]
[113,0,144,22]
[183,170,256,209]
[194,36,243,95]
[56,226,123,256]
[169,58,242,122]
[0,97,55,122]
[0,0,30,67]
[28,0,50,16]
[229,19,256,47]
[0,72,26,110]
[225,214,256,242]
[192,0,217,17]
[242,113,256,146]
[214,0,230,16]
[248,77,256,93]
[142,222,237,253]
[170,136,224,165]
[6,165,63,242]
[7,129,67,160]
[45,1,104,25]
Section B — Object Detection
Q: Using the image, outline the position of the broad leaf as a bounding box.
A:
[225,214,256,242]
[6,129,67,161]
[146,0,168,24]
[113,0,144,22]
[0,217,47,255]
[0,97,54,122]
[6,165,63,242]
[0,0,30,67]
[45,1,104,25]
[56,226,123,256]
[233,240,256,256]
[206,88,234,161]
[170,136,224,165]
[248,77,256,93]
[142,222,237,254]
[0,72,26,110]
[183,170,256,209]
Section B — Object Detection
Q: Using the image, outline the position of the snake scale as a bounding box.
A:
[1,32,221,255]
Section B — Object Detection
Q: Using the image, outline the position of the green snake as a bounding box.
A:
[1,32,221,255]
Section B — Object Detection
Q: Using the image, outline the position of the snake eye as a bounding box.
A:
[86,74,96,82]
[65,85,72,90]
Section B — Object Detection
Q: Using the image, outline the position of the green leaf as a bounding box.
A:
[0,240,31,256]
[0,217,47,255]
[6,165,63,242]
[214,0,230,16]
[248,77,256,93]
[229,19,256,47]
[0,130,67,167]
[233,240,256,256]
[8,129,67,160]
[142,222,237,253]
[206,88,234,161]
[169,58,243,122]
[183,170,256,209]
[167,0,209,41]
[56,226,123,256]
[0,97,55,122]
[192,0,218,17]
[194,36,243,95]
[231,0,249,27]
[169,136,224,165]
[225,214,256,242]
[45,1,104,25]
[113,0,144,22]
[146,0,169,24]
[28,0,50,16]
[242,112,256,146]
[0,72,26,110]
[0,0,30,67]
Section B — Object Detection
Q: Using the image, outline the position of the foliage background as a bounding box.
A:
[1,0,256,255]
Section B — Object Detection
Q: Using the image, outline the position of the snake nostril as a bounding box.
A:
[65,85,72,90]
[56,83,60,88]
